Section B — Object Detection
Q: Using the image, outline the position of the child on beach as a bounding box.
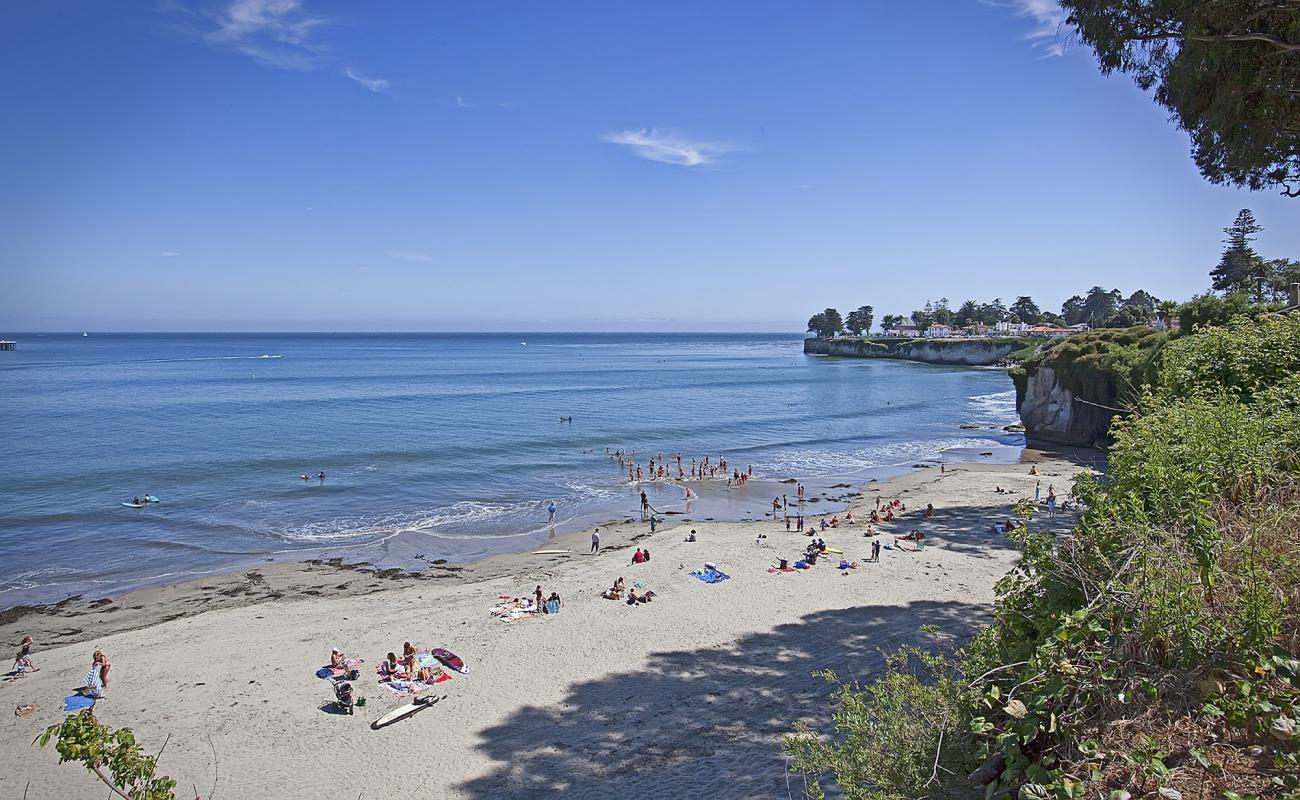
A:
[13,636,37,675]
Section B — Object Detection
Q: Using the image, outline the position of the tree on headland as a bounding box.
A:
[879,314,903,333]
[1059,1,1300,196]
[1211,209,1268,299]
[806,308,843,338]
[843,305,874,336]
[1061,294,1086,325]
[977,298,1008,326]
[1010,296,1042,324]
[1081,286,1123,327]
[953,299,980,328]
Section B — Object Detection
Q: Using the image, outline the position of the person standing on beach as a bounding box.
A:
[640,491,649,519]
[1035,481,1041,501]
[84,650,110,698]
[14,636,37,675]
[650,515,657,533]
[1046,492,1057,517]
[591,528,601,554]
[547,502,557,523]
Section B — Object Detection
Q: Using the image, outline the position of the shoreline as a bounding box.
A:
[1,446,1099,799]
[0,439,1081,650]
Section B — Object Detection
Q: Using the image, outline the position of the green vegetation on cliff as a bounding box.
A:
[1010,326,1167,417]
[787,312,1300,799]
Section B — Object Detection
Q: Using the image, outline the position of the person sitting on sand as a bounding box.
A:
[844,511,855,525]
[896,530,925,542]
[830,515,839,528]
[632,548,646,564]
[869,510,879,523]
[924,503,934,519]
[83,650,110,698]
[643,547,651,562]
[626,589,640,605]
[819,518,829,531]
[380,652,400,678]
[884,509,894,522]
[602,577,626,600]
[14,636,37,675]
[685,529,697,542]
[545,592,562,613]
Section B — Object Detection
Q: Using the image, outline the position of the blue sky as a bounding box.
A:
[2,0,1297,332]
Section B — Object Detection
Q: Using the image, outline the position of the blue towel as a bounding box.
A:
[316,667,333,679]
[691,567,731,584]
[63,694,96,712]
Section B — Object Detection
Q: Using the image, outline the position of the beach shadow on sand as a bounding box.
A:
[456,599,989,800]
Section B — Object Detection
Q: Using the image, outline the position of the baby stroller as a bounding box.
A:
[333,678,355,715]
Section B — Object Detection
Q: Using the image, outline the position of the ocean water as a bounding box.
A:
[0,333,1021,606]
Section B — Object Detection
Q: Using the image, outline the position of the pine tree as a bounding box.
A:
[1210,209,1265,297]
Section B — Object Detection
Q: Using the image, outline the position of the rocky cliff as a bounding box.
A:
[1011,364,1117,448]
[1010,326,1167,448]
[803,336,1027,366]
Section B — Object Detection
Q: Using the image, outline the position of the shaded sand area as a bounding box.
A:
[1,452,1093,799]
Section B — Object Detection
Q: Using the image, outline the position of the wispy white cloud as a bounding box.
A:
[160,250,180,257]
[602,128,737,167]
[202,0,330,70]
[345,66,390,92]
[386,250,432,263]
[985,0,1067,57]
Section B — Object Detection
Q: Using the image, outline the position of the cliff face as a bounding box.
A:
[1010,326,1167,448]
[1012,365,1116,448]
[803,337,1023,366]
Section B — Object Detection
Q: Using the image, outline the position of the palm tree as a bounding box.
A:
[1157,300,1179,329]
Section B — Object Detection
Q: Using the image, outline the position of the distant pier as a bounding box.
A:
[0,340,14,351]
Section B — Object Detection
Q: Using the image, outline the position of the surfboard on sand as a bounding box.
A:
[370,694,445,730]
[533,549,572,555]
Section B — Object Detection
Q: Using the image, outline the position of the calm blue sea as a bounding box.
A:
[0,333,1021,606]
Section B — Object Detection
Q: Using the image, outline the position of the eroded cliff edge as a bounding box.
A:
[802,336,1028,366]
[1010,327,1167,448]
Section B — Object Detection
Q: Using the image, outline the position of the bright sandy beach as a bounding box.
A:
[1,452,1094,799]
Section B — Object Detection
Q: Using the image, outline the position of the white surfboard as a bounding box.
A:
[533,549,572,555]
[370,694,444,730]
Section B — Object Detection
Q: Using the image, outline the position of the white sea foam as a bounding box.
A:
[755,435,1011,477]
[966,389,1018,424]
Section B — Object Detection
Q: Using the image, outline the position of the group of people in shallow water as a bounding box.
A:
[608,449,753,487]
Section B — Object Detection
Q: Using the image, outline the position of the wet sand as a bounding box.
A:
[0,448,1095,800]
